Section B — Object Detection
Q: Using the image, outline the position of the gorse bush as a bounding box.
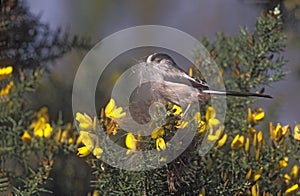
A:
[0,2,299,196]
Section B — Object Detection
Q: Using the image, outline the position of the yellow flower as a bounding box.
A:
[257,131,263,143]
[293,124,300,141]
[231,134,244,150]
[208,126,223,142]
[206,106,220,127]
[78,131,94,149]
[93,147,103,159]
[247,107,264,124]
[172,104,182,115]
[270,122,290,142]
[0,66,13,78]
[284,184,298,195]
[76,112,96,131]
[36,107,49,121]
[198,121,207,133]
[77,131,103,159]
[0,81,14,96]
[246,168,252,180]
[193,112,207,133]
[92,190,100,196]
[77,146,90,157]
[284,174,291,184]
[217,133,227,147]
[31,117,53,138]
[156,137,166,151]
[151,127,165,139]
[255,148,260,160]
[125,133,137,150]
[291,165,299,179]
[248,127,256,135]
[198,187,205,196]
[256,131,263,150]
[206,106,216,121]
[105,99,126,119]
[194,112,201,122]
[0,66,13,81]
[251,183,259,196]
[253,132,257,147]
[21,130,32,144]
[245,137,250,152]
[60,123,72,143]
[175,120,189,129]
[189,68,193,77]
[253,168,263,181]
[55,129,62,143]
[279,157,289,168]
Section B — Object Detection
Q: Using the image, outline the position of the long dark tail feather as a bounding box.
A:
[202,90,272,98]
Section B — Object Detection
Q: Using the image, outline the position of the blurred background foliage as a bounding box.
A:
[0,0,300,195]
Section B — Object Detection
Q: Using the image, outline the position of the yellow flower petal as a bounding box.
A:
[206,106,216,121]
[246,168,252,180]
[291,165,299,179]
[34,129,44,138]
[77,146,91,157]
[188,68,193,77]
[284,174,291,184]
[217,133,227,147]
[112,107,126,118]
[231,134,244,150]
[76,112,93,130]
[151,127,165,139]
[156,137,166,151]
[55,129,62,142]
[253,109,264,123]
[198,187,205,196]
[172,104,182,115]
[105,99,126,119]
[247,108,252,124]
[175,120,189,129]
[43,123,53,138]
[248,127,256,135]
[105,99,115,116]
[21,130,32,144]
[251,183,259,196]
[209,118,220,127]
[284,184,298,195]
[0,66,13,75]
[294,124,300,141]
[279,157,289,168]
[194,112,201,123]
[257,131,263,143]
[207,134,219,141]
[125,133,137,150]
[245,137,250,152]
[79,131,94,149]
[93,147,103,159]
[253,168,263,181]
[282,125,290,136]
[198,121,207,133]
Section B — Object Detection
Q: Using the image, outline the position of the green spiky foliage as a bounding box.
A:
[87,7,299,196]
[0,0,89,194]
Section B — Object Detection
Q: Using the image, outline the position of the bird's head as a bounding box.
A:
[146,53,176,65]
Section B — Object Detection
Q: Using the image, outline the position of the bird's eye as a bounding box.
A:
[154,58,162,63]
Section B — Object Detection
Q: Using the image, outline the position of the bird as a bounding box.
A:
[128,53,271,124]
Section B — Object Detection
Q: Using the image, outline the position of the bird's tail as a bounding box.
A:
[202,89,272,98]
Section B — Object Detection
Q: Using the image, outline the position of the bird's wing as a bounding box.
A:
[153,63,210,90]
